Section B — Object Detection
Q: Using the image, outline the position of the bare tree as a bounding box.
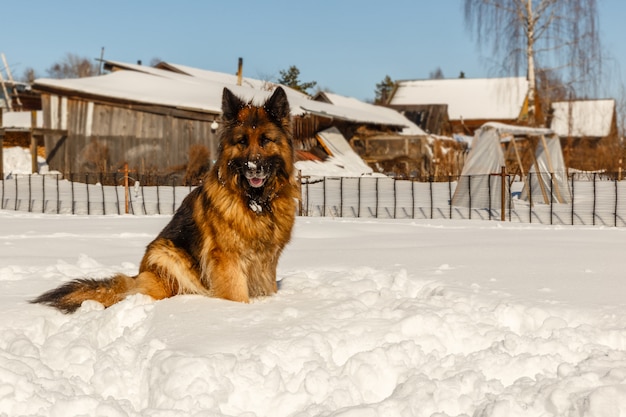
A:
[46,53,100,79]
[429,67,445,80]
[463,0,602,126]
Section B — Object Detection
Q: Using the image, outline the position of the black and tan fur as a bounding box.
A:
[32,87,299,313]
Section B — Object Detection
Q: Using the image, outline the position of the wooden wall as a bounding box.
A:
[41,94,219,182]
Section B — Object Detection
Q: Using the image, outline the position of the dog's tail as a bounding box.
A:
[30,272,169,314]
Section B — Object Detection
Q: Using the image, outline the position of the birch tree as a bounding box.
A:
[463,0,602,126]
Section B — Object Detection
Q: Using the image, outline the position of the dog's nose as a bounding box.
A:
[245,161,267,178]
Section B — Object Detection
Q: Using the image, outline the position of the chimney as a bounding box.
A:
[237,57,243,86]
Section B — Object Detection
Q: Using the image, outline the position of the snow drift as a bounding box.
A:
[1,213,625,416]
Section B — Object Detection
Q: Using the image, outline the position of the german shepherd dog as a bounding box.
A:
[32,87,299,313]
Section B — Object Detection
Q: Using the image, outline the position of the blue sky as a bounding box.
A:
[2,0,624,102]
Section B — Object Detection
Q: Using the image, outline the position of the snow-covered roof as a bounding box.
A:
[388,77,529,121]
[550,99,615,138]
[480,122,554,137]
[33,64,413,129]
[106,60,310,100]
[34,71,227,115]
[295,127,377,177]
[313,91,427,135]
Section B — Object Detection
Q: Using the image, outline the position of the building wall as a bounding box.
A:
[41,94,219,182]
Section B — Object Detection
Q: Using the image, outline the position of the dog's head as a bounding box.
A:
[216,87,295,209]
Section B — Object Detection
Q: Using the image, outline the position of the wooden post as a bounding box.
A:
[500,166,506,221]
[123,162,129,214]
[117,162,137,214]
[2,54,22,110]
[0,66,11,111]
[490,166,508,221]
[30,111,38,174]
[237,57,243,86]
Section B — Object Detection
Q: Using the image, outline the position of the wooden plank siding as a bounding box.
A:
[41,94,219,182]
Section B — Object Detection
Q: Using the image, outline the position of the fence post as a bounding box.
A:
[429,176,434,219]
[468,175,472,220]
[100,172,105,215]
[124,164,130,214]
[305,177,310,217]
[70,173,75,214]
[615,178,618,227]
[172,177,176,214]
[375,177,379,218]
[340,177,344,218]
[500,166,506,221]
[448,176,452,219]
[411,179,415,219]
[28,174,32,212]
[357,177,361,218]
[41,175,45,213]
[156,177,161,215]
[488,174,492,220]
[30,111,38,174]
[113,172,120,215]
[393,178,397,219]
[488,167,507,221]
[56,174,60,214]
[85,173,90,215]
[322,177,326,217]
[14,174,18,211]
[592,173,597,226]
[570,174,574,225]
[529,172,533,223]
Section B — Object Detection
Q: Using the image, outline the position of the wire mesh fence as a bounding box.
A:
[1,172,624,227]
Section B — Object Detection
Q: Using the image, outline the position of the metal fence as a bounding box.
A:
[300,173,625,227]
[1,172,625,227]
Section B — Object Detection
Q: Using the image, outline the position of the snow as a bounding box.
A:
[1,147,49,178]
[1,211,626,416]
[1,111,43,129]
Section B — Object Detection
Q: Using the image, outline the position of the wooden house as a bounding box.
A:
[386,77,530,136]
[550,99,622,172]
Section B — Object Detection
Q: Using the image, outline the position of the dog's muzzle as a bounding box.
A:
[244,161,268,188]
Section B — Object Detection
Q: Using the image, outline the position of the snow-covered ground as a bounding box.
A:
[1,211,625,416]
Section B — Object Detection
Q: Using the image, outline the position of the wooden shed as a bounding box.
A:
[33,71,221,184]
[549,99,622,172]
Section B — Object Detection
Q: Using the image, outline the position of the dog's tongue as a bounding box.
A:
[248,177,265,188]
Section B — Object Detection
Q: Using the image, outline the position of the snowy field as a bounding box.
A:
[1,211,626,416]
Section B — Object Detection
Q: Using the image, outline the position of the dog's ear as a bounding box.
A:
[221,88,245,122]
[264,87,290,123]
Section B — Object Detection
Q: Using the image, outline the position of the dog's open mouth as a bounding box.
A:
[244,161,269,188]
[247,176,266,188]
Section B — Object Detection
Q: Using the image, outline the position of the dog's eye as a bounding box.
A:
[237,136,248,146]
[260,136,273,147]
